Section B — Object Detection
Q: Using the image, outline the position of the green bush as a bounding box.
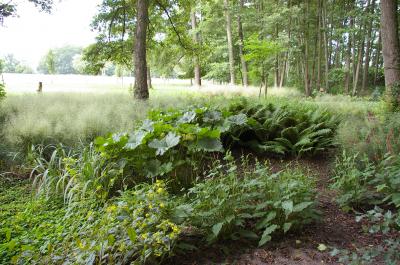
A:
[226,98,339,156]
[177,155,319,246]
[331,151,400,210]
[0,83,5,100]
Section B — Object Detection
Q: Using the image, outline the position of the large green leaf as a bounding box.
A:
[148,132,181,155]
[124,130,147,150]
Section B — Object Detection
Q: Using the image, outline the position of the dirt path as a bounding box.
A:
[168,156,393,265]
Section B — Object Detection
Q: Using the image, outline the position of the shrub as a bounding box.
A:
[226,98,339,156]
[0,83,5,100]
[331,151,400,210]
[177,154,319,246]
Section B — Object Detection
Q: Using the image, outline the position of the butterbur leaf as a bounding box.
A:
[141,119,154,132]
[178,111,196,124]
[212,222,224,237]
[196,137,224,152]
[124,130,147,150]
[148,132,181,155]
[203,110,222,123]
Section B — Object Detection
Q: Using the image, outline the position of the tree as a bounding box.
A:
[0,0,53,24]
[380,0,400,95]
[37,46,83,74]
[133,0,150,100]
[223,0,235,85]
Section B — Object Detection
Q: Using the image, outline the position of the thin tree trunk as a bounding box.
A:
[224,0,235,85]
[322,0,329,92]
[303,1,311,96]
[374,30,382,85]
[380,0,400,91]
[134,0,149,100]
[191,11,202,87]
[147,66,152,89]
[362,0,375,93]
[353,39,365,96]
[237,0,248,87]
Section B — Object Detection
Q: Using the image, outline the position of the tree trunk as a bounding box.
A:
[380,0,400,90]
[191,10,202,87]
[374,30,382,85]
[322,0,329,92]
[361,0,375,93]
[224,0,235,85]
[134,0,149,100]
[353,39,365,96]
[147,66,152,89]
[237,0,248,87]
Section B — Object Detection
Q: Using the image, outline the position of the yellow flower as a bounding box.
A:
[156,187,164,194]
[159,203,165,208]
[106,205,117,213]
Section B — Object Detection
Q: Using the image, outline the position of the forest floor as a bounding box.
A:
[168,155,399,265]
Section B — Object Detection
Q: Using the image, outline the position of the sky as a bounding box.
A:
[0,0,102,68]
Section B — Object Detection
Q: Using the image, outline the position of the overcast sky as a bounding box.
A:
[0,0,102,68]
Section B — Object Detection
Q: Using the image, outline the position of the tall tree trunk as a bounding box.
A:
[237,0,248,87]
[322,0,329,92]
[361,0,375,93]
[303,1,311,96]
[224,0,235,85]
[316,0,322,90]
[191,10,202,87]
[147,66,152,89]
[353,39,365,96]
[374,30,382,85]
[279,0,292,88]
[134,0,149,100]
[380,0,400,91]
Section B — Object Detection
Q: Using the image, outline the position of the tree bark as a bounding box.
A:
[191,10,202,87]
[224,0,235,85]
[322,0,329,92]
[361,0,375,92]
[237,0,248,87]
[380,0,400,89]
[134,0,149,100]
[147,66,152,89]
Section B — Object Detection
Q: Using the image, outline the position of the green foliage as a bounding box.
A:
[37,46,83,74]
[225,98,339,156]
[94,105,246,191]
[29,144,122,205]
[53,181,180,265]
[177,155,318,246]
[386,82,400,112]
[0,179,180,264]
[331,207,400,265]
[332,152,400,210]
[0,83,5,100]
[331,151,378,210]
[336,111,400,162]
